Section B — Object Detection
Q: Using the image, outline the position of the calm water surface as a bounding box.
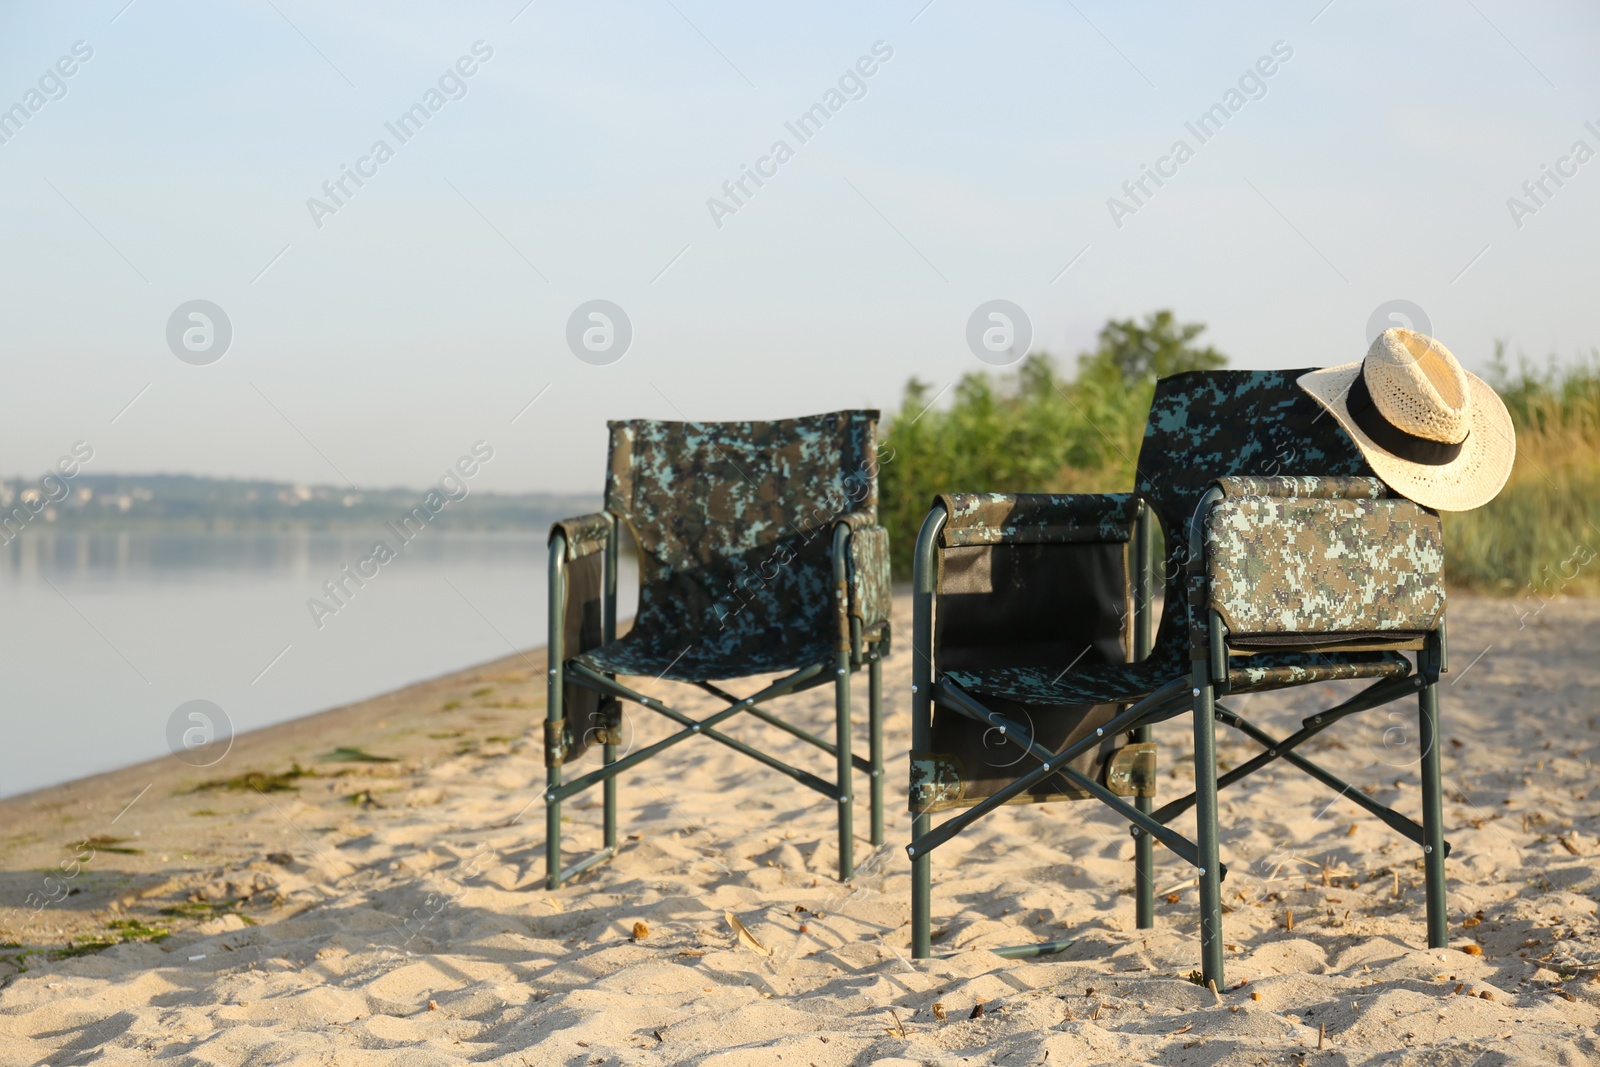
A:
[0,531,636,797]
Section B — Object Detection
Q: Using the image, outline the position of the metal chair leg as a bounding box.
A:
[911,812,931,958]
[869,652,884,848]
[1418,677,1448,948]
[1134,724,1156,930]
[835,652,855,881]
[1132,501,1156,929]
[602,740,618,855]
[545,781,563,890]
[546,534,567,891]
[1192,678,1225,988]
[909,505,944,959]
[601,515,619,859]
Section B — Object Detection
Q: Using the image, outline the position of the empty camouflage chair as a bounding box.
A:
[545,410,890,888]
[908,370,1448,988]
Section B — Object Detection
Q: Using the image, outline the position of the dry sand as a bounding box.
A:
[1,593,1597,1065]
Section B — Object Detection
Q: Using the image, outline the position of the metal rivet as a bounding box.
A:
[906,846,916,857]
[839,796,850,804]
[1096,728,1104,737]
[1423,845,1432,854]
[1198,867,1207,876]
[871,769,882,777]
[1192,688,1201,696]
[910,684,919,693]
[691,724,701,732]
[545,793,555,801]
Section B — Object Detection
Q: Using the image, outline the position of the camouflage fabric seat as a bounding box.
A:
[908,370,1451,989]
[945,647,1410,707]
[544,410,891,889]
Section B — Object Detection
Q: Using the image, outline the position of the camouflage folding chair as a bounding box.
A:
[908,370,1449,987]
[544,410,891,888]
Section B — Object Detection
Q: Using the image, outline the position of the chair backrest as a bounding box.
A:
[1135,369,1370,664]
[606,410,880,662]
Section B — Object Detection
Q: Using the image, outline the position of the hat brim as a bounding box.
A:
[1298,362,1516,512]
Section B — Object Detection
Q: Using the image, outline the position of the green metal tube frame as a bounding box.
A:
[1149,672,1420,825]
[1181,488,1454,986]
[1132,501,1156,930]
[926,680,1208,868]
[1187,487,1227,989]
[559,660,838,800]
[909,505,944,959]
[907,484,1452,980]
[546,513,884,889]
[697,680,874,775]
[546,529,570,890]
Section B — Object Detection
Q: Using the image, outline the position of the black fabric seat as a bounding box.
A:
[576,634,839,683]
[946,648,1411,706]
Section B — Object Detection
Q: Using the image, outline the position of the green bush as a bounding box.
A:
[878,318,1600,596]
[878,311,1221,575]
[1440,344,1600,595]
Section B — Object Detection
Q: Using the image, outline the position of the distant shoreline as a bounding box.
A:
[1,471,597,539]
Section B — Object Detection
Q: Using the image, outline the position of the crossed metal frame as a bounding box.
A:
[545,516,886,890]
[908,492,1450,986]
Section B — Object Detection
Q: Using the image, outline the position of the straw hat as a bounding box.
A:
[1298,328,1515,512]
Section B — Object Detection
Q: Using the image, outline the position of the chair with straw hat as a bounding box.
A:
[906,330,1514,987]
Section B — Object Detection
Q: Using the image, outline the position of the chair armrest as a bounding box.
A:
[835,517,890,633]
[935,492,1138,547]
[832,509,877,532]
[1202,489,1444,640]
[1212,475,1389,501]
[549,512,611,561]
[547,511,615,767]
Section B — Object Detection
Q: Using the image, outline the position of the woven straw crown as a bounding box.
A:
[1296,328,1516,512]
[1365,330,1471,445]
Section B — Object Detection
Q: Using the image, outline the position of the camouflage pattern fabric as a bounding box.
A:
[937,493,1138,547]
[848,522,892,632]
[933,371,1418,713]
[1230,652,1411,691]
[1211,475,1388,502]
[909,752,965,812]
[550,512,611,561]
[1206,495,1445,636]
[577,410,884,681]
[946,648,1411,706]
[1134,370,1372,665]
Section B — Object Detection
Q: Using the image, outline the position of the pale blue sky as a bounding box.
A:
[4,0,1597,493]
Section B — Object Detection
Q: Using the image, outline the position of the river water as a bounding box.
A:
[0,530,636,797]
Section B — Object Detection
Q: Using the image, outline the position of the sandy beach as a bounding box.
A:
[2,592,1597,1065]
